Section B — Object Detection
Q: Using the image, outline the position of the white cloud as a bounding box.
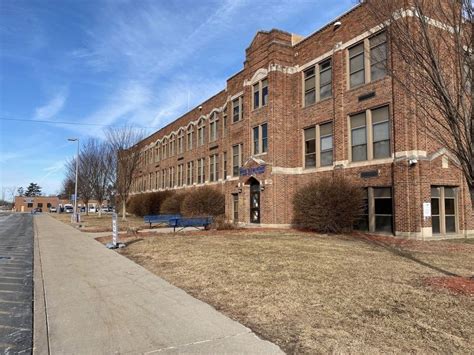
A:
[34,90,68,120]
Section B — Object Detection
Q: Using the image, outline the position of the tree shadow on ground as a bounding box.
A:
[348,233,460,277]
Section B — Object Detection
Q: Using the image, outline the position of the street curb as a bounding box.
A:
[33,216,50,355]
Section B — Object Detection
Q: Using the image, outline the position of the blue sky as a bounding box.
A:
[0,0,356,198]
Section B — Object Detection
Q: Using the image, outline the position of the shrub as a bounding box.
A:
[181,186,225,217]
[292,176,365,233]
[212,215,237,230]
[127,191,174,217]
[160,193,187,214]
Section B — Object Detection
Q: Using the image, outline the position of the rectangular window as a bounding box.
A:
[198,125,205,146]
[354,187,393,233]
[319,122,333,166]
[370,31,387,81]
[232,144,242,176]
[223,152,227,179]
[372,106,390,159]
[304,66,316,106]
[177,164,183,187]
[304,127,316,168]
[232,97,243,123]
[262,79,268,106]
[178,134,184,154]
[374,187,393,233]
[37,203,43,208]
[209,154,219,182]
[209,113,218,142]
[168,167,175,188]
[252,123,268,155]
[253,79,268,109]
[349,43,365,88]
[28,203,33,208]
[223,108,228,133]
[187,128,193,150]
[350,106,390,162]
[349,31,387,88]
[233,194,239,222]
[431,187,457,234]
[319,59,332,100]
[161,170,166,189]
[304,121,333,168]
[187,161,194,185]
[170,137,175,157]
[351,112,367,162]
[198,158,205,184]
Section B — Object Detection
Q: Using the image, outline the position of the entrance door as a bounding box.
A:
[250,180,260,224]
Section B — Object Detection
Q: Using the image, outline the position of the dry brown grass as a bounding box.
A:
[119,230,474,354]
[50,213,146,232]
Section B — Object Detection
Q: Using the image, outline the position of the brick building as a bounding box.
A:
[14,196,59,213]
[128,2,472,239]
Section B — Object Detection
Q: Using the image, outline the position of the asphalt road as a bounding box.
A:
[0,213,34,354]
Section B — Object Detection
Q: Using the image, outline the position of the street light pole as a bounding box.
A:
[68,138,79,222]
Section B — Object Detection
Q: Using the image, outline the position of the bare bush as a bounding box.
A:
[292,176,365,233]
[181,187,225,217]
[160,193,187,214]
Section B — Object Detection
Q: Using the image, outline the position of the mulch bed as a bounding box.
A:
[424,276,474,296]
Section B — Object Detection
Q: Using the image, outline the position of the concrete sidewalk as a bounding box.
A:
[33,215,283,354]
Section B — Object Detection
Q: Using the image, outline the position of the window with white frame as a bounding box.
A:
[232,144,243,176]
[209,154,219,182]
[155,144,160,163]
[161,170,166,189]
[169,134,176,157]
[252,123,268,155]
[253,78,268,109]
[169,167,175,188]
[197,158,205,184]
[431,186,457,234]
[350,105,390,162]
[232,96,243,123]
[197,120,206,146]
[304,121,333,168]
[187,161,194,185]
[349,31,387,88]
[162,139,168,159]
[177,164,184,187]
[209,112,218,142]
[187,126,193,151]
[223,151,227,179]
[177,130,184,155]
[223,107,228,134]
[303,58,332,106]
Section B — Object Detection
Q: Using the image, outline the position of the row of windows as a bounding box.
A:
[133,144,244,192]
[303,105,391,168]
[303,31,387,107]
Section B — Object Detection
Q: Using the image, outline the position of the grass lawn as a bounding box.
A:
[50,212,145,232]
[118,230,474,354]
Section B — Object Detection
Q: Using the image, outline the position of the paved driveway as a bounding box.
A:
[0,213,34,354]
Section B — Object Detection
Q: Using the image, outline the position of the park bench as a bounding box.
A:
[143,214,181,228]
[168,217,213,232]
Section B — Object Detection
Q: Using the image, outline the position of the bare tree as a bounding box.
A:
[105,126,144,220]
[82,138,112,217]
[65,157,94,215]
[364,0,473,199]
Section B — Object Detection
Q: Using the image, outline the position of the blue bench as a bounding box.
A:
[144,214,181,228]
[168,217,213,232]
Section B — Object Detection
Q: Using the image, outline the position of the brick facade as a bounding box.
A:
[128,2,472,239]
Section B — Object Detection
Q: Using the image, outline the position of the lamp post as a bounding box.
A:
[68,138,79,222]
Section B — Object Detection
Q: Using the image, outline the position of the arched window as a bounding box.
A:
[177,129,184,154]
[187,125,194,151]
[209,112,219,142]
[197,119,206,146]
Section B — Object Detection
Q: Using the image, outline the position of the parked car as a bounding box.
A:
[88,206,98,213]
[49,206,57,213]
[64,204,74,213]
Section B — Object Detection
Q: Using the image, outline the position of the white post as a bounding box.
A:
[68,138,80,223]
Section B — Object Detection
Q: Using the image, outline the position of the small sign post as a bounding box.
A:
[423,202,431,220]
[112,212,119,246]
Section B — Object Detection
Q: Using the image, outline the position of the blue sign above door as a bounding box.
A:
[239,165,266,176]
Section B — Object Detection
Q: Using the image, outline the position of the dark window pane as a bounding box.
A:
[354,216,369,231]
[320,84,332,100]
[375,215,392,233]
[375,198,392,215]
[373,140,390,159]
[254,90,259,109]
[374,187,391,198]
[351,71,365,87]
[444,198,455,215]
[305,76,315,91]
[352,145,367,162]
[432,216,440,234]
[305,90,316,106]
[320,68,331,85]
[305,140,316,154]
[262,86,268,106]
[320,151,333,166]
[305,154,316,168]
[431,198,440,215]
[444,187,455,198]
[431,187,440,198]
[445,216,456,233]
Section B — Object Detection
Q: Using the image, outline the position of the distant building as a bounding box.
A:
[15,196,59,212]
[125,2,471,239]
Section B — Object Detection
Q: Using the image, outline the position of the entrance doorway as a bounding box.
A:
[249,178,260,224]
